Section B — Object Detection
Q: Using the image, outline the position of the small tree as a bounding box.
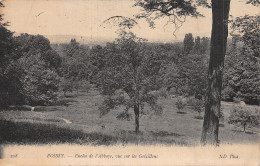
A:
[175,97,186,113]
[97,31,162,132]
[228,107,259,133]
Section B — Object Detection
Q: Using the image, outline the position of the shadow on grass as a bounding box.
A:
[231,129,256,135]
[150,131,183,137]
[114,130,187,145]
[0,120,117,145]
[176,111,187,114]
[52,98,76,107]
[0,120,187,146]
[194,115,203,120]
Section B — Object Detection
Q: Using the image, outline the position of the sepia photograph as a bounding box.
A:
[0,0,259,165]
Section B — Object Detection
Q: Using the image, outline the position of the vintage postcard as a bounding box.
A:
[0,0,259,165]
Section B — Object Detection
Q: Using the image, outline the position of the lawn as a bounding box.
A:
[0,89,259,145]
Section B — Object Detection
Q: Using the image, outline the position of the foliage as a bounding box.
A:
[178,54,208,96]
[158,88,168,98]
[116,111,131,121]
[0,10,24,107]
[134,0,209,32]
[183,33,194,55]
[14,34,61,105]
[228,106,260,133]
[175,97,186,112]
[230,15,260,57]
[193,36,201,54]
[190,98,204,116]
[22,67,60,105]
[223,45,260,105]
[59,78,73,96]
[59,39,90,81]
[200,37,210,54]
[75,80,92,93]
[97,31,163,125]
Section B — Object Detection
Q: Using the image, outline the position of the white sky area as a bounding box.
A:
[1,0,259,43]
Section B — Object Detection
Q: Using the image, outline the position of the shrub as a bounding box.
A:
[59,78,73,96]
[158,88,168,98]
[175,97,186,112]
[190,98,204,116]
[116,111,131,121]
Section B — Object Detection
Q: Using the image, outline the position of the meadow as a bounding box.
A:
[0,89,259,146]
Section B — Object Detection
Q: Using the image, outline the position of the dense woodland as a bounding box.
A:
[1,29,259,108]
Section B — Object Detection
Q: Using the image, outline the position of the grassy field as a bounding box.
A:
[0,89,259,145]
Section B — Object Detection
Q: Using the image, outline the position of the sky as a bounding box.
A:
[1,0,259,43]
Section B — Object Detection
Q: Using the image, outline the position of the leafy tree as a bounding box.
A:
[88,45,106,84]
[230,15,260,57]
[200,37,210,54]
[223,9,260,105]
[134,0,231,145]
[14,34,61,105]
[159,62,181,94]
[57,39,91,96]
[178,54,208,97]
[223,47,260,105]
[64,39,80,57]
[59,39,89,81]
[22,66,60,105]
[193,36,201,54]
[97,31,162,132]
[0,2,24,108]
[228,107,260,133]
[183,33,194,55]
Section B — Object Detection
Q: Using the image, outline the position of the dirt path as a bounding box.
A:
[58,117,72,124]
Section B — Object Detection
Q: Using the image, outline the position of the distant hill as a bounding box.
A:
[13,33,111,46]
[45,35,111,46]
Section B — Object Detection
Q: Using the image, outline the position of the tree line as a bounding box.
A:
[1,25,259,108]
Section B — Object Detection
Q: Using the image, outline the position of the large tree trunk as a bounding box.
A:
[201,0,230,145]
[134,104,140,133]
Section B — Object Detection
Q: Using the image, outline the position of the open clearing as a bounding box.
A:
[0,89,259,145]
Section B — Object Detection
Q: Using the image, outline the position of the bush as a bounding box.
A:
[76,80,92,93]
[175,97,186,112]
[158,88,168,98]
[116,111,131,121]
[59,78,73,96]
[189,98,204,116]
[228,107,260,133]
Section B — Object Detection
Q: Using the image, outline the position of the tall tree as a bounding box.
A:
[134,0,231,145]
[200,37,210,54]
[193,36,201,54]
[201,0,231,145]
[183,33,194,55]
[14,34,61,105]
[0,1,24,107]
